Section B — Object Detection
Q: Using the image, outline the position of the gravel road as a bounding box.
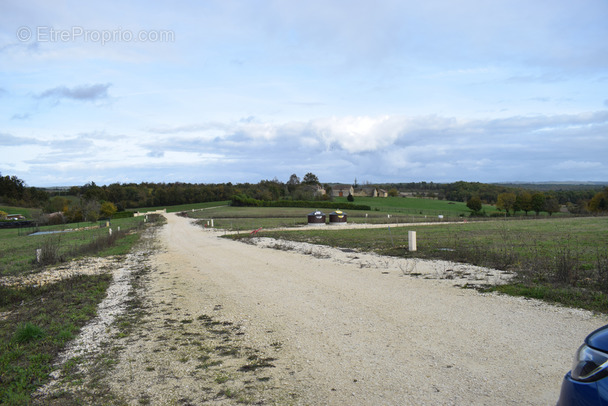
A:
[95,213,608,404]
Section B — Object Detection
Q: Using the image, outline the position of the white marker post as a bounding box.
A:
[408,231,417,251]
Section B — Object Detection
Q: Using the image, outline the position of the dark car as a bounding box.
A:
[558,324,608,405]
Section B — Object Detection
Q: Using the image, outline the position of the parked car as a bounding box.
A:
[557,324,608,405]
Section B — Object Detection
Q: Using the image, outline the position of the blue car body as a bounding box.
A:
[558,324,608,405]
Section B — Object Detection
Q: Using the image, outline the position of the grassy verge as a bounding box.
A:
[0,274,113,405]
[228,216,608,313]
[0,216,165,404]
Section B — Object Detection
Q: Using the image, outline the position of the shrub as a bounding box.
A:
[466,196,482,213]
[37,237,63,266]
[552,246,580,286]
[111,210,134,219]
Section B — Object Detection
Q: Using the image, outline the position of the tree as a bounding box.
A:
[347,193,354,202]
[100,201,118,218]
[302,173,320,185]
[496,192,516,215]
[0,174,25,200]
[588,188,608,213]
[47,196,69,213]
[531,192,546,215]
[82,200,101,222]
[287,174,300,194]
[388,188,399,197]
[466,196,482,213]
[544,197,560,216]
[516,191,533,215]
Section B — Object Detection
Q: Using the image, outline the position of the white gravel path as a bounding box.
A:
[36,213,608,405]
[124,213,607,405]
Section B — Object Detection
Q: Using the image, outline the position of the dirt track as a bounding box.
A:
[98,213,608,404]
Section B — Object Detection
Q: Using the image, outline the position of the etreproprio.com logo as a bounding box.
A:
[16,26,175,46]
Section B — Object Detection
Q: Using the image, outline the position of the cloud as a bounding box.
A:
[142,110,608,158]
[0,133,39,146]
[148,122,228,135]
[147,150,164,158]
[38,83,111,101]
[11,113,30,120]
[554,160,603,170]
[116,109,602,185]
[506,73,566,84]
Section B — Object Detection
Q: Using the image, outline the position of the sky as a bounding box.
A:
[1,0,608,187]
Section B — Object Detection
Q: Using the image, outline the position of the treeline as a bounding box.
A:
[66,175,328,210]
[3,171,608,217]
[379,180,606,207]
[70,182,238,210]
[0,173,48,208]
[231,194,371,211]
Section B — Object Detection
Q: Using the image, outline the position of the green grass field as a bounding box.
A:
[0,206,41,219]
[0,216,149,277]
[333,196,483,215]
[185,198,487,231]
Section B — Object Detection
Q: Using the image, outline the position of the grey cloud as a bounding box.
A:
[47,136,95,151]
[0,133,39,146]
[38,83,111,101]
[11,113,30,120]
[147,150,165,158]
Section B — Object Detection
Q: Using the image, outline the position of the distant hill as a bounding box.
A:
[493,182,608,191]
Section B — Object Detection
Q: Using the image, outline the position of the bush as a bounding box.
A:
[111,210,134,219]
